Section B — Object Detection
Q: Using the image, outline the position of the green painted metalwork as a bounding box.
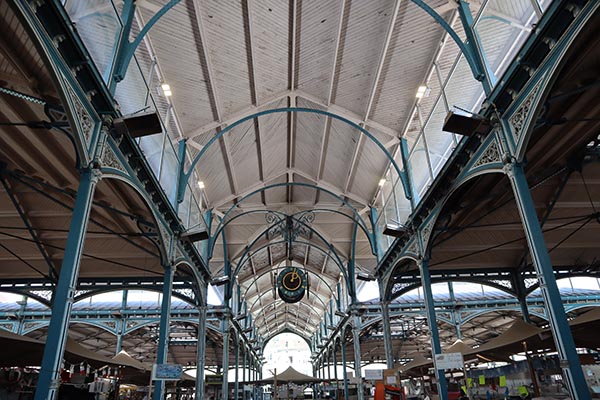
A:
[211,206,374,260]
[231,216,349,284]
[111,0,182,89]
[177,108,411,206]
[34,168,100,400]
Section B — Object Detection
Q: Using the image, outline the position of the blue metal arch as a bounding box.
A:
[564,304,600,314]
[0,289,52,308]
[102,171,209,304]
[231,215,350,285]
[99,171,170,266]
[389,278,517,302]
[71,286,197,307]
[178,108,411,204]
[380,163,507,299]
[382,254,419,301]
[420,157,506,259]
[211,206,374,260]
[22,321,49,335]
[409,0,485,83]
[24,319,118,336]
[124,318,220,336]
[12,0,101,167]
[504,1,600,162]
[459,308,547,326]
[526,274,600,296]
[233,235,344,284]
[262,329,312,353]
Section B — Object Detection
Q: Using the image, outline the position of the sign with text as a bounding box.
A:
[152,364,183,381]
[434,352,464,370]
[364,369,384,380]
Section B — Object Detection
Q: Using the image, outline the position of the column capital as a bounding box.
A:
[501,158,526,178]
[88,167,102,184]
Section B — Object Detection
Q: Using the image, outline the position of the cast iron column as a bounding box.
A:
[195,305,208,400]
[352,313,364,400]
[381,300,394,368]
[506,161,588,399]
[153,265,176,400]
[34,168,100,400]
[419,258,449,400]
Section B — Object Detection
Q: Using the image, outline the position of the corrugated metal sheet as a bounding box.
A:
[333,0,396,116]
[369,1,447,131]
[198,0,254,116]
[251,0,290,100]
[295,1,343,101]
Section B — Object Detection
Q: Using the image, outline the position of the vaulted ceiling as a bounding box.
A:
[4,0,597,350]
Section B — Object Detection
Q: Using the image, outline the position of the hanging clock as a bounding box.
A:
[277,266,307,303]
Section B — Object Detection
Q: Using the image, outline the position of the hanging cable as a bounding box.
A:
[548,217,593,254]
[579,170,597,214]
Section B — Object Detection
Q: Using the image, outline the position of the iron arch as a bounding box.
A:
[179,108,411,204]
[211,206,374,260]
[230,215,350,285]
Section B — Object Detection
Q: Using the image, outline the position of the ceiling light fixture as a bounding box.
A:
[197,180,205,189]
[383,223,408,238]
[416,85,429,99]
[356,272,376,281]
[180,228,209,242]
[161,83,172,97]
[211,275,230,286]
[378,178,386,187]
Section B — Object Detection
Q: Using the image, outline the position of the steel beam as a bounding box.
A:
[153,265,175,399]
[221,317,231,400]
[34,168,99,400]
[506,161,588,400]
[419,258,449,400]
[381,300,395,368]
[234,334,240,400]
[352,314,364,400]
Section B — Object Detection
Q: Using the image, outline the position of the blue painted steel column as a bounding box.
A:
[456,0,495,93]
[349,223,358,302]
[370,207,383,260]
[419,258,449,400]
[448,282,462,340]
[332,342,339,392]
[195,304,208,400]
[242,345,247,388]
[172,139,187,211]
[34,168,99,400]
[400,137,416,209]
[381,300,395,368]
[506,162,588,400]
[221,317,231,400]
[234,334,240,400]
[116,289,128,353]
[154,265,176,400]
[327,347,332,381]
[340,336,350,400]
[512,271,532,323]
[115,320,124,354]
[352,313,364,400]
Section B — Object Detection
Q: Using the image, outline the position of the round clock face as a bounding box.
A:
[282,269,303,291]
[277,267,307,303]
